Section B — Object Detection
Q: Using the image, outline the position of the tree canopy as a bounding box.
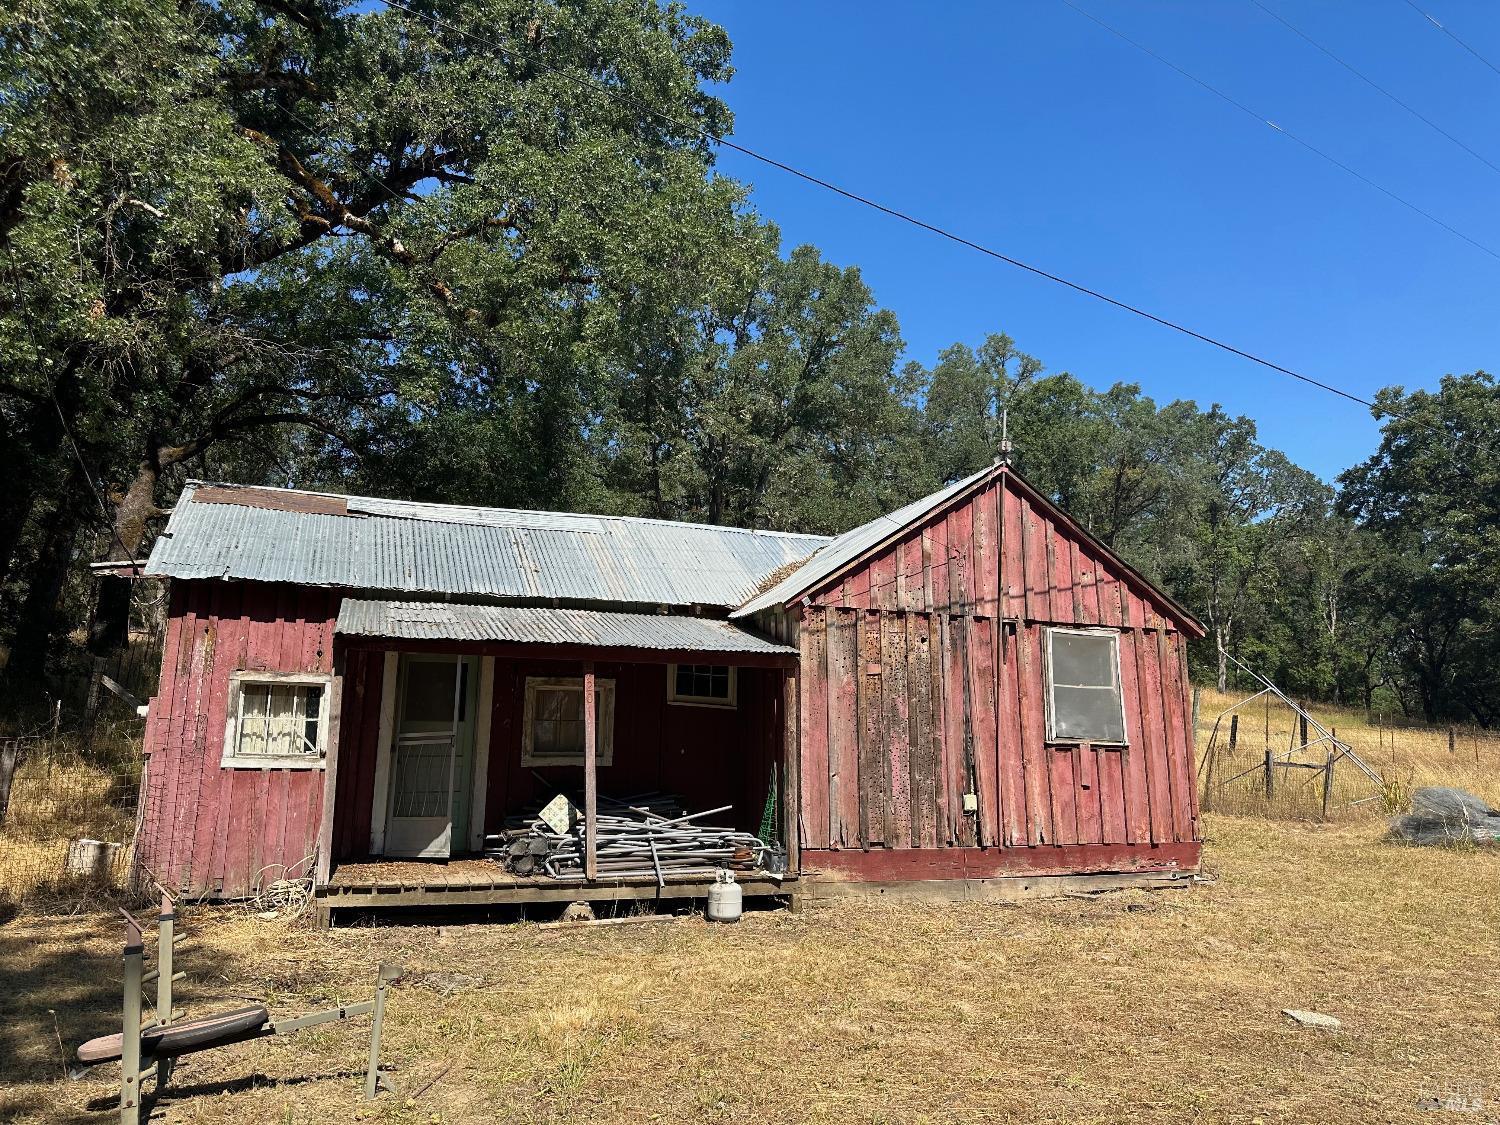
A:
[1,0,1495,727]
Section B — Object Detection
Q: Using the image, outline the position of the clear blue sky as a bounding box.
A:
[694,1,1500,481]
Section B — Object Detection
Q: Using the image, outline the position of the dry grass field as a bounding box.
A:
[1,694,1497,1124]
[1195,686,1500,820]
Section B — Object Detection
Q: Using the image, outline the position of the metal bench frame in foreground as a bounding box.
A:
[75,890,402,1124]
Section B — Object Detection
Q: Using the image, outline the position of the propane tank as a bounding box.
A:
[706,868,743,923]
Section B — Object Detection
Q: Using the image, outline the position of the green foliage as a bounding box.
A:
[0,0,1494,729]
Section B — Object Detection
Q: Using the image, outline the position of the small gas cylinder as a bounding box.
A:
[706,868,742,923]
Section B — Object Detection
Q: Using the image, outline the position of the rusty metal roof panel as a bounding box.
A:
[335,600,796,654]
[145,481,828,609]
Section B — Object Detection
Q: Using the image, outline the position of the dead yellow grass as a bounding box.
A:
[0,755,136,900]
[3,811,1499,1124]
[1194,687,1500,820]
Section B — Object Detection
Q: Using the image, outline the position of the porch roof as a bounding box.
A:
[335,599,796,656]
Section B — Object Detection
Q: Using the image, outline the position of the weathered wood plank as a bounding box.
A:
[906,613,938,848]
[1091,542,1123,628]
[920,527,935,612]
[1159,630,1196,843]
[782,665,801,873]
[973,484,996,617]
[1023,499,1050,622]
[870,549,898,613]
[857,611,886,847]
[1074,744,1103,844]
[799,607,831,850]
[1050,524,1074,627]
[948,502,974,615]
[929,516,950,613]
[939,615,969,846]
[1135,627,1173,844]
[882,612,912,849]
[997,620,1027,847]
[967,616,1000,847]
[1017,624,1053,845]
[1098,746,1127,845]
[927,613,950,846]
[827,609,860,848]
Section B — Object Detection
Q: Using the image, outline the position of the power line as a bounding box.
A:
[350,0,1494,458]
[1403,0,1500,81]
[1250,0,1500,179]
[1057,0,1500,263]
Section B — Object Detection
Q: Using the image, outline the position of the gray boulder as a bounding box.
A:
[1389,786,1500,846]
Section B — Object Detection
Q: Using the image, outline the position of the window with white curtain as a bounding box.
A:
[222,672,331,768]
[521,677,616,766]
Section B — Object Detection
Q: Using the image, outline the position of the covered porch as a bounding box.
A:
[314,601,800,919]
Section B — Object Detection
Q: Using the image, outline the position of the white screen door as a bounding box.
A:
[384,654,475,858]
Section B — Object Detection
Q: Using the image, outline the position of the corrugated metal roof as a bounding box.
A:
[336,599,796,654]
[145,481,828,610]
[731,464,995,618]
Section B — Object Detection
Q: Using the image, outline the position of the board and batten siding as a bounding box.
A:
[794,470,1202,879]
[138,580,338,897]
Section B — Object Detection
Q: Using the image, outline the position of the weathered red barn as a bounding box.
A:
[135,460,1203,916]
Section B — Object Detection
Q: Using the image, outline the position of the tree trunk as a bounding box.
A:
[1,487,85,689]
[88,450,162,654]
[0,399,65,590]
[1215,619,1232,693]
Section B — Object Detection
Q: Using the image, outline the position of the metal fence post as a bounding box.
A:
[364,962,402,1100]
[120,911,143,1125]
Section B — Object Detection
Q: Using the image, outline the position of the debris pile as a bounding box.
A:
[487,792,779,883]
[1388,786,1500,847]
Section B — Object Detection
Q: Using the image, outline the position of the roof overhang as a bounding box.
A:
[335,600,797,666]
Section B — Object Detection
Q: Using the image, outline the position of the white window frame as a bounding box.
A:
[666,664,738,709]
[222,670,332,769]
[1043,627,1129,747]
[521,676,616,766]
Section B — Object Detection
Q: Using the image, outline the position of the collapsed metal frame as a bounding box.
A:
[1199,655,1384,815]
[77,888,402,1124]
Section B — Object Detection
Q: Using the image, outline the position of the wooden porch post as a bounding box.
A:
[782,665,800,875]
[315,647,346,888]
[583,662,598,881]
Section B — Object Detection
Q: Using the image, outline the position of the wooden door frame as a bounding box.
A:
[367,652,491,857]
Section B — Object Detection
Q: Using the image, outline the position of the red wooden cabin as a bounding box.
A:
[135,460,1202,917]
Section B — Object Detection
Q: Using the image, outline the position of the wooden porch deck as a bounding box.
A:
[317,858,798,920]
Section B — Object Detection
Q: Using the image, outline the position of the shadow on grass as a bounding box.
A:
[0,905,228,1121]
[82,1068,367,1112]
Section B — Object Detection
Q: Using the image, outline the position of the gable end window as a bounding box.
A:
[1044,628,1128,745]
[223,672,330,769]
[667,664,736,708]
[521,677,616,766]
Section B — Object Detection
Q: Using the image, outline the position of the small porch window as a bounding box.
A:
[668,664,736,708]
[521,677,616,766]
[223,672,330,768]
[1044,628,1128,745]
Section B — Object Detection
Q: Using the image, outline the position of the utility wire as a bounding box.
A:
[1250,0,1500,179]
[362,0,1495,457]
[1403,0,1500,81]
[1058,0,1500,263]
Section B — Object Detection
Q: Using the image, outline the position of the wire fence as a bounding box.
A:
[0,723,145,903]
[1196,684,1500,822]
[0,581,164,906]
